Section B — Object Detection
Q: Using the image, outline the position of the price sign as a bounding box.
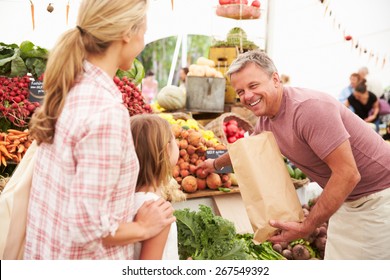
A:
[205,149,233,174]
[29,80,45,104]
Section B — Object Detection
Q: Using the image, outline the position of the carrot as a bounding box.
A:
[7,129,27,135]
[29,0,35,30]
[1,156,7,167]
[0,145,12,159]
[7,134,29,141]
[66,1,70,25]
[17,144,25,154]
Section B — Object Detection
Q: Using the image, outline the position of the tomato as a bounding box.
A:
[251,0,260,8]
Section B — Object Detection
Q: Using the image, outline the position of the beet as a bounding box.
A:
[282,249,293,260]
[272,243,283,254]
[292,244,311,260]
[314,236,327,251]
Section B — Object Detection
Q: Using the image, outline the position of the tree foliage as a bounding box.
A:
[138,35,212,90]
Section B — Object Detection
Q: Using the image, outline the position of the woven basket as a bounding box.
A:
[170,112,206,131]
[205,112,254,146]
[171,112,193,121]
[291,177,310,189]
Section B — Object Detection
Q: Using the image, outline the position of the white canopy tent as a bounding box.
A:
[1,0,389,98]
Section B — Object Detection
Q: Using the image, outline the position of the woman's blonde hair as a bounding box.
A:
[130,114,173,191]
[29,0,148,144]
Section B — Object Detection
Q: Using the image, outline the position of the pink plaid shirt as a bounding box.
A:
[24,61,139,259]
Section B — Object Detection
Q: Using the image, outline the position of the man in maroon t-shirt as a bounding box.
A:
[200,50,390,260]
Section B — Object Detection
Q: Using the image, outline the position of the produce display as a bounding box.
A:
[272,198,328,260]
[0,41,48,79]
[211,27,259,50]
[284,157,310,188]
[0,75,40,130]
[175,200,327,260]
[114,75,152,116]
[216,1,261,20]
[205,112,254,145]
[159,113,235,194]
[0,129,33,167]
[187,57,224,78]
[175,205,254,260]
[223,118,247,143]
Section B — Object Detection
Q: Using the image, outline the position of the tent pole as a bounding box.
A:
[181,33,188,67]
[167,34,182,86]
[265,0,276,56]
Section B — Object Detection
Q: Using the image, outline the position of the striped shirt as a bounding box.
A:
[24,61,139,259]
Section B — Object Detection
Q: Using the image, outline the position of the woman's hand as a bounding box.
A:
[135,198,176,240]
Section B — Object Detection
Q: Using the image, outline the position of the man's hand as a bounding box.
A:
[196,158,215,174]
[268,220,312,243]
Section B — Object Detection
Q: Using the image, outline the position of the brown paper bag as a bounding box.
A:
[229,132,303,243]
[0,140,37,259]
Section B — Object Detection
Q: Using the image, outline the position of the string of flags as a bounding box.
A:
[319,0,388,68]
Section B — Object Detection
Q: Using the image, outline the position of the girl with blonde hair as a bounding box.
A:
[25,0,175,259]
[130,114,180,260]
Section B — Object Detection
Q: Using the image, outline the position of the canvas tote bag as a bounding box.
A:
[0,140,37,259]
[229,132,303,243]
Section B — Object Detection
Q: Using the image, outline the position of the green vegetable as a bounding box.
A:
[0,41,47,78]
[294,168,306,179]
[116,58,145,86]
[286,164,295,177]
[174,205,253,260]
[237,233,286,260]
[218,187,231,192]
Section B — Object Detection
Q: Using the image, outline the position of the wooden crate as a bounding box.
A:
[186,76,226,113]
[208,47,239,67]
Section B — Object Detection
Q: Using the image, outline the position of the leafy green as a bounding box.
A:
[0,41,48,78]
[237,233,286,260]
[10,55,28,77]
[116,58,145,85]
[174,205,253,260]
[19,40,48,60]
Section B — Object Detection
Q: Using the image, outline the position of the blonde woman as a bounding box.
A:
[25,0,175,259]
[130,115,180,260]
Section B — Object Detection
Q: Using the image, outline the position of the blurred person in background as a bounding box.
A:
[338,72,361,104]
[358,66,383,98]
[344,79,380,131]
[141,70,159,104]
[178,67,189,92]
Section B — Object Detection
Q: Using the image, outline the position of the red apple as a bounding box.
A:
[251,0,260,8]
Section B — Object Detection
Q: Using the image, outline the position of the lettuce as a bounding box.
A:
[174,205,253,260]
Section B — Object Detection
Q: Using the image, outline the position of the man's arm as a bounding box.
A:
[269,139,361,242]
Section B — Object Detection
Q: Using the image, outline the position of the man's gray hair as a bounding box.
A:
[226,49,278,78]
